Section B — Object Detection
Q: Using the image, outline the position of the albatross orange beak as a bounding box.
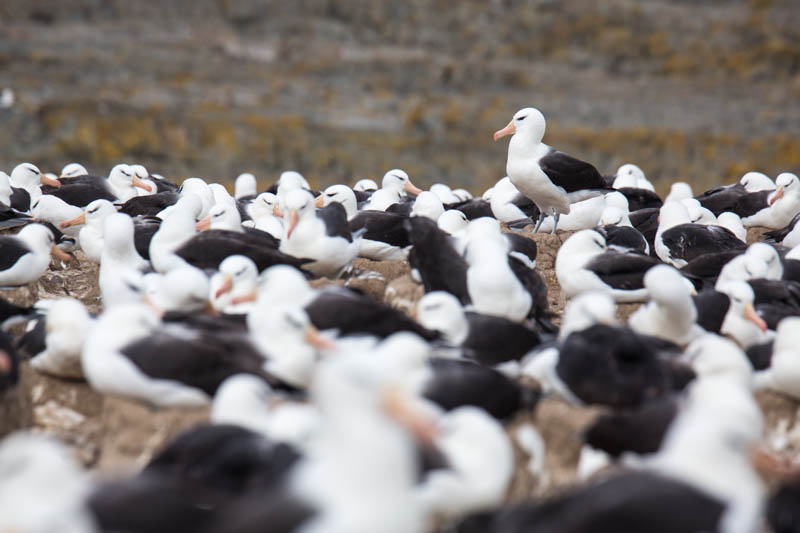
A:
[744,302,768,332]
[143,295,164,318]
[404,181,423,196]
[752,443,800,481]
[768,186,784,206]
[314,195,325,208]
[214,274,233,299]
[59,212,86,229]
[493,120,516,141]
[383,388,438,446]
[41,175,61,188]
[50,245,75,263]
[195,215,211,231]
[304,324,337,350]
[286,208,299,239]
[132,176,154,193]
[273,204,284,218]
[230,290,257,305]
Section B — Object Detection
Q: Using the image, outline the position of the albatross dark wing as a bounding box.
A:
[0,205,30,230]
[120,191,180,217]
[9,188,30,212]
[538,149,608,193]
[463,471,724,533]
[0,236,32,271]
[42,175,117,207]
[120,329,275,396]
[406,217,470,304]
[176,230,308,272]
[583,252,662,290]
[692,290,731,333]
[316,202,352,242]
[661,224,746,264]
[462,312,542,366]
[348,211,410,248]
[510,193,541,219]
[305,289,439,340]
[424,357,539,420]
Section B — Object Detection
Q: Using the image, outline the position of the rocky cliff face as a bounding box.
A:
[1,0,799,192]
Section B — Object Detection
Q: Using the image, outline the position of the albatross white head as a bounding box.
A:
[17,223,74,264]
[10,163,61,196]
[493,107,546,145]
[560,290,617,339]
[767,172,799,206]
[746,243,782,279]
[430,183,460,204]
[59,163,88,179]
[740,171,775,192]
[211,254,259,310]
[282,188,316,240]
[410,191,445,221]
[59,199,116,232]
[415,291,469,345]
[250,305,335,388]
[716,281,769,348]
[196,203,242,232]
[353,178,378,192]
[147,267,211,313]
[613,164,647,190]
[628,265,699,346]
[108,163,152,200]
[318,184,357,220]
[237,264,315,308]
[234,172,257,199]
[437,209,469,236]
[382,169,422,197]
[149,210,197,273]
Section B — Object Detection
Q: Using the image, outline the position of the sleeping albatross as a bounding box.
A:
[494,107,609,233]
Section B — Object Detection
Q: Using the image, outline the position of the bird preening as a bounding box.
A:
[1,106,800,533]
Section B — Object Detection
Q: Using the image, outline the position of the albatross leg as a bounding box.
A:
[551,213,560,234]
[532,212,546,234]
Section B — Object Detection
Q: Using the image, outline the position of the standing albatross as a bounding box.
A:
[494,107,609,233]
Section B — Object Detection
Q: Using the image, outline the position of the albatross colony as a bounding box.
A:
[3,107,800,532]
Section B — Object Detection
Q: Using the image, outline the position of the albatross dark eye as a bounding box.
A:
[285,313,304,329]
[125,281,141,293]
[515,115,527,122]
